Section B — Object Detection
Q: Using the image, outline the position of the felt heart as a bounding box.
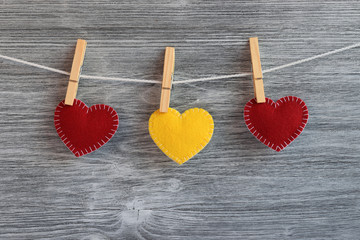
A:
[244,96,308,152]
[54,99,119,157]
[149,108,214,165]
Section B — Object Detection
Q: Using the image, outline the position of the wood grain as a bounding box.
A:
[0,0,359,239]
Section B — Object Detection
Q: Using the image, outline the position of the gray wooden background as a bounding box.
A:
[0,1,359,239]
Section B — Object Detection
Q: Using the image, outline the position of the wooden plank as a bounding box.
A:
[0,1,359,239]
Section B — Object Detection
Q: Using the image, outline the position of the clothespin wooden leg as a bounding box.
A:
[65,39,87,106]
[249,37,265,103]
[159,47,175,113]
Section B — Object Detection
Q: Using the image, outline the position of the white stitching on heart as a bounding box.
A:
[244,96,309,152]
[54,99,119,157]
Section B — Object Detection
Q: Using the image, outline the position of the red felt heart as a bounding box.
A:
[54,99,119,157]
[244,96,308,152]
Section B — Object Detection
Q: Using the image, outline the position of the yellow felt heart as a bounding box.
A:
[149,108,214,165]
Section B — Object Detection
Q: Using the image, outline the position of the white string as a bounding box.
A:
[262,42,360,74]
[0,42,359,84]
[173,72,252,84]
[0,54,70,75]
[80,74,160,84]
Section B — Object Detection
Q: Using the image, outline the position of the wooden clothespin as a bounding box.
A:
[65,39,87,106]
[249,37,265,103]
[159,47,175,112]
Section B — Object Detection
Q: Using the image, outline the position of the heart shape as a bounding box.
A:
[244,96,308,151]
[149,108,214,165]
[54,99,119,157]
